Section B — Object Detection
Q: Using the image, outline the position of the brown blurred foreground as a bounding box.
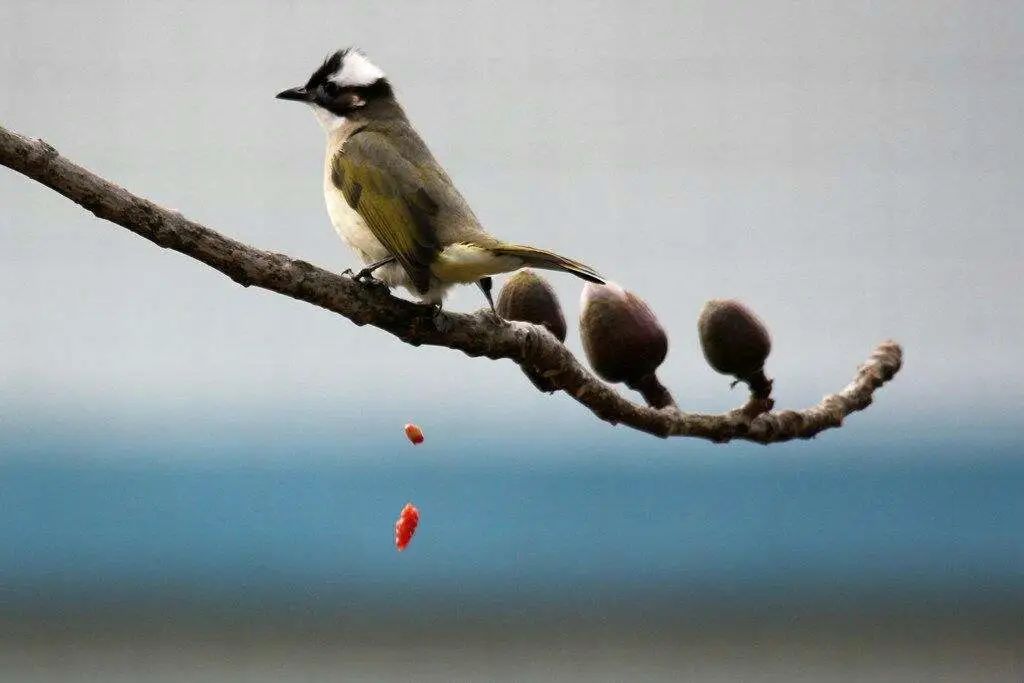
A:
[3,609,1020,682]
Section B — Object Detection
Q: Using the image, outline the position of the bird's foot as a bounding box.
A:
[345,267,388,290]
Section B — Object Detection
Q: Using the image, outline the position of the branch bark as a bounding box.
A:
[0,123,903,443]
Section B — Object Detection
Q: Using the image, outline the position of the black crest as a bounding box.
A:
[306,49,348,90]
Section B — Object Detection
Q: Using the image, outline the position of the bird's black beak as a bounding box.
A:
[276,86,310,102]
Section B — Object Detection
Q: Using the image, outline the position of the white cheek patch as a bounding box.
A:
[330,50,385,87]
[310,103,347,132]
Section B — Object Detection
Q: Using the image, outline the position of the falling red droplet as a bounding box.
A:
[404,423,424,445]
[395,502,420,551]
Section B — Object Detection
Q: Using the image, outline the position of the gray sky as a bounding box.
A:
[2,1,1022,451]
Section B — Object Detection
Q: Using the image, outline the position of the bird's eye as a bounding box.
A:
[322,82,341,97]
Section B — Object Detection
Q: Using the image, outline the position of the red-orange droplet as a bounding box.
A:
[395,502,420,551]
[404,423,424,445]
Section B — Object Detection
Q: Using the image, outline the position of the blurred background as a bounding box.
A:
[2,1,1022,680]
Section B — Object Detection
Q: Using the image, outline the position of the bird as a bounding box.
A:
[276,47,604,312]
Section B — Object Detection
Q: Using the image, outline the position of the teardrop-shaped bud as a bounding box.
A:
[579,283,673,407]
[496,270,567,393]
[697,299,772,398]
[496,270,566,341]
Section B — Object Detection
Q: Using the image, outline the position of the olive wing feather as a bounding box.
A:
[330,131,440,293]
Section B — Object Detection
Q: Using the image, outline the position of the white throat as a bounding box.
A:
[310,104,347,133]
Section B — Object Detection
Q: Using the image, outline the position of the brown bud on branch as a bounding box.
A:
[497,270,567,341]
[698,299,773,405]
[497,270,567,392]
[579,283,675,409]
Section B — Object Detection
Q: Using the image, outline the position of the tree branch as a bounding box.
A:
[0,123,902,443]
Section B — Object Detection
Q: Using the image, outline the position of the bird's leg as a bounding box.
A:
[348,256,396,285]
[477,277,498,316]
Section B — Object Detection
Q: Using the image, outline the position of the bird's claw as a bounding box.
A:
[346,268,388,289]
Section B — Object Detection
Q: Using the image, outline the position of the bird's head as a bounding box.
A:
[276,48,395,131]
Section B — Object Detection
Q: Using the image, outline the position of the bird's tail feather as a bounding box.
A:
[491,243,605,284]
